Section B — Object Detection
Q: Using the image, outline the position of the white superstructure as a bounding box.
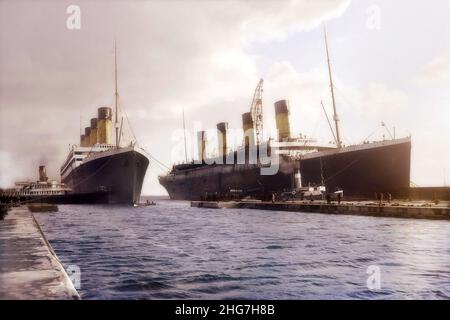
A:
[2,165,71,197]
[60,144,114,181]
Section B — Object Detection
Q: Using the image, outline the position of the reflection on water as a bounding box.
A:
[35,200,450,299]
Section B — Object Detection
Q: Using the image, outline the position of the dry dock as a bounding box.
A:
[0,206,79,299]
[191,200,450,220]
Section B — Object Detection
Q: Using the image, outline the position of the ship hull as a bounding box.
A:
[159,138,411,200]
[159,159,295,201]
[62,147,149,204]
[300,138,411,198]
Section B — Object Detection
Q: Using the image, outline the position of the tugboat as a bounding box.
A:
[10,165,71,198]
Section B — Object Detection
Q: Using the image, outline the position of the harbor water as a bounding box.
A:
[34,200,450,299]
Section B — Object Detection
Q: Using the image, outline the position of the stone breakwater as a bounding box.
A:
[0,206,79,299]
[191,200,450,220]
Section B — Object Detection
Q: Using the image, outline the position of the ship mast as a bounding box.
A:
[114,41,119,148]
[324,27,342,148]
[182,106,188,163]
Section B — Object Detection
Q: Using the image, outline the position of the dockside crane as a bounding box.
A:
[250,78,264,145]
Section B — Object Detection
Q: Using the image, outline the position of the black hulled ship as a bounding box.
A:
[159,32,411,200]
[159,111,411,201]
[60,45,149,205]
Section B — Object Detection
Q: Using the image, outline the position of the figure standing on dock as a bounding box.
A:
[378,192,384,206]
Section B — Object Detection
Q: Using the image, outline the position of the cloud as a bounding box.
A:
[1,0,446,194]
[260,61,410,145]
[337,83,409,119]
[0,0,351,195]
[263,62,330,138]
[237,0,351,43]
[415,47,450,83]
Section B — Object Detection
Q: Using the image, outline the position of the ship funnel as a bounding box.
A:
[89,118,98,147]
[242,112,254,147]
[84,126,91,147]
[216,122,228,159]
[197,131,207,162]
[38,165,48,182]
[97,107,112,145]
[274,100,291,141]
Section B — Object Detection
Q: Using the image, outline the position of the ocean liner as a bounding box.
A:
[60,45,149,204]
[159,32,411,200]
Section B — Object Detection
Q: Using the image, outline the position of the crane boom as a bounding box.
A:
[250,79,264,145]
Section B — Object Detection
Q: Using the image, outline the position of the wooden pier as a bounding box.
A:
[191,200,450,220]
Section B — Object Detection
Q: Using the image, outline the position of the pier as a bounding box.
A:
[0,206,80,299]
[191,200,450,220]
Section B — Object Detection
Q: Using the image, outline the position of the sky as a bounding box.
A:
[0,0,449,195]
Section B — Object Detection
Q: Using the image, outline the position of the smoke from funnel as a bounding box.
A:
[38,165,48,182]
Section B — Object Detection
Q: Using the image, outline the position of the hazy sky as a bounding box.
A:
[1,0,449,195]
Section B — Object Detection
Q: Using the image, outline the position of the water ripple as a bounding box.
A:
[35,200,450,299]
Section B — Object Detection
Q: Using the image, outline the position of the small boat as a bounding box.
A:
[27,203,58,213]
[133,201,156,207]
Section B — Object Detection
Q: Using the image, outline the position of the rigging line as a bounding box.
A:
[140,145,171,170]
[147,153,171,170]
[62,154,115,190]
[332,84,360,119]
[329,84,362,145]
[118,117,124,146]
[120,97,138,145]
[333,84,361,142]
[148,161,169,174]
[332,85,362,122]
[303,105,323,148]
[323,151,367,183]
[320,100,338,145]
[139,145,170,171]
[145,162,165,174]
[362,128,378,143]
[151,157,170,172]
[333,84,382,145]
